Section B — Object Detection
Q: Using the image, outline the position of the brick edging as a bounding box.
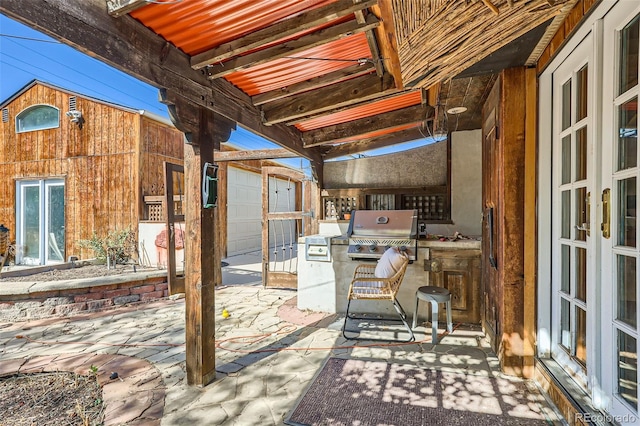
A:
[0,276,170,321]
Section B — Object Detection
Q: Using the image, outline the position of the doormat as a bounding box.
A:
[285,358,558,426]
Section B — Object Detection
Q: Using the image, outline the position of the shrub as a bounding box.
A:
[77,228,137,264]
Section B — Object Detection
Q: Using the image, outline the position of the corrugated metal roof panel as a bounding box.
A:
[331,123,421,144]
[130,0,336,55]
[226,34,371,96]
[295,90,423,131]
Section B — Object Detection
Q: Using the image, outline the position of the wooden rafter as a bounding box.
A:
[205,14,380,79]
[190,0,378,69]
[353,4,384,77]
[106,0,148,17]
[302,104,432,147]
[213,148,298,162]
[0,0,325,165]
[252,63,375,106]
[262,72,397,125]
[371,1,404,89]
[322,126,428,159]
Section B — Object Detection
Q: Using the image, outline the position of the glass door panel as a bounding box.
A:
[620,17,639,96]
[617,255,637,328]
[47,184,65,262]
[618,331,638,410]
[23,185,40,262]
[576,306,587,364]
[562,135,572,184]
[618,97,638,170]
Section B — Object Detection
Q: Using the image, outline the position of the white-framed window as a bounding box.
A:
[15,104,60,133]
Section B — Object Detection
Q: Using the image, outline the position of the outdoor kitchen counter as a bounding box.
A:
[298,237,482,324]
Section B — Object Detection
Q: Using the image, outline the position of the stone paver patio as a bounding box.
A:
[1,283,563,425]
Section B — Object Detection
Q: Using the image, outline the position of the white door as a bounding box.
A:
[550,32,594,393]
[16,179,65,265]
[601,4,640,421]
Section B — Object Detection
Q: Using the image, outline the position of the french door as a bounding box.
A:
[549,3,640,422]
[16,179,65,265]
[601,4,640,421]
[551,33,594,392]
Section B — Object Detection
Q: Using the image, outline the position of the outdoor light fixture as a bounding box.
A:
[446,106,467,115]
[65,110,84,129]
[202,162,218,209]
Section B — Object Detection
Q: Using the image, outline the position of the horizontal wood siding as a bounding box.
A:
[0,84,141,260]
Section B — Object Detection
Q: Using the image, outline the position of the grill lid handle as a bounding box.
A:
[376,216,389,224]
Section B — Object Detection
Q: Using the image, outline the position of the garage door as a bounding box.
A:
[226,167,295,256]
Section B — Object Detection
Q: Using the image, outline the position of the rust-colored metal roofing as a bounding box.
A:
[129,0,426,149]
[130,0,337,55]
[295,90,422,131]
[226,33,372,96]
[331,122,421,144]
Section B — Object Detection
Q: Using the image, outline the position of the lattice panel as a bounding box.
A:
[402,194,446,221]
[147,203,164,222]
[324,197,358,219]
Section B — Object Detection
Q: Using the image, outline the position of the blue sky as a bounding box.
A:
[0,14,437,167]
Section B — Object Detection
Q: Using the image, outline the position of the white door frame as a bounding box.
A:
[601,2,640,420]
[549,30,594,392]
[15,179,65,265]
[539,1,640,422]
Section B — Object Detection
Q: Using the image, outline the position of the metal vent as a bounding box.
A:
[1,108,8,123]
[69,96,77,111]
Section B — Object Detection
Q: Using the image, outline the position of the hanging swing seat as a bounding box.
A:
[342,248,414,342]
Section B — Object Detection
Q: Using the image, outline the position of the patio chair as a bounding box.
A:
[342,247,415,342]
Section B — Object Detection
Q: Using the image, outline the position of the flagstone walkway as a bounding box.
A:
[0,284,564,425]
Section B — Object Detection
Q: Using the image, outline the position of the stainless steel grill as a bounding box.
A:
[347,210,418,260]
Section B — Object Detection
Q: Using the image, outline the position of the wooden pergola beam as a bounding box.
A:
[0,0,324,165]
[262,72,396,125]
[205,14,380,79]
[371,2,404,89]
[106,0,148,17]
[303,104,432,147]
[322,126,427,159]
[353,4,383,77]
[213,148,298,162]
[252,63,375,106]
[191,0,378,69]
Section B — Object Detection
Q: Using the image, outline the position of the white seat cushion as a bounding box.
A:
[374,247,406,278]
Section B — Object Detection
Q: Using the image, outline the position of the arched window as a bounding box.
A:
[16,105,60,133]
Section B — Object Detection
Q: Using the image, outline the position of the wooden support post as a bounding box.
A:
[161,89,236,386]
[184,132,217,387]
[498,67,526,376]
[523,67,537,378]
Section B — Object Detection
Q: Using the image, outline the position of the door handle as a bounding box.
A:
[601,188,610,239]
[575,191,591,236]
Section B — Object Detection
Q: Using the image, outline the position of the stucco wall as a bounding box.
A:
[429,129,482,237]
[323,140,447,188]
[322,129,482,237]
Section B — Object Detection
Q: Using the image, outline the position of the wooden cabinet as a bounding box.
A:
[427,249,481,324]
